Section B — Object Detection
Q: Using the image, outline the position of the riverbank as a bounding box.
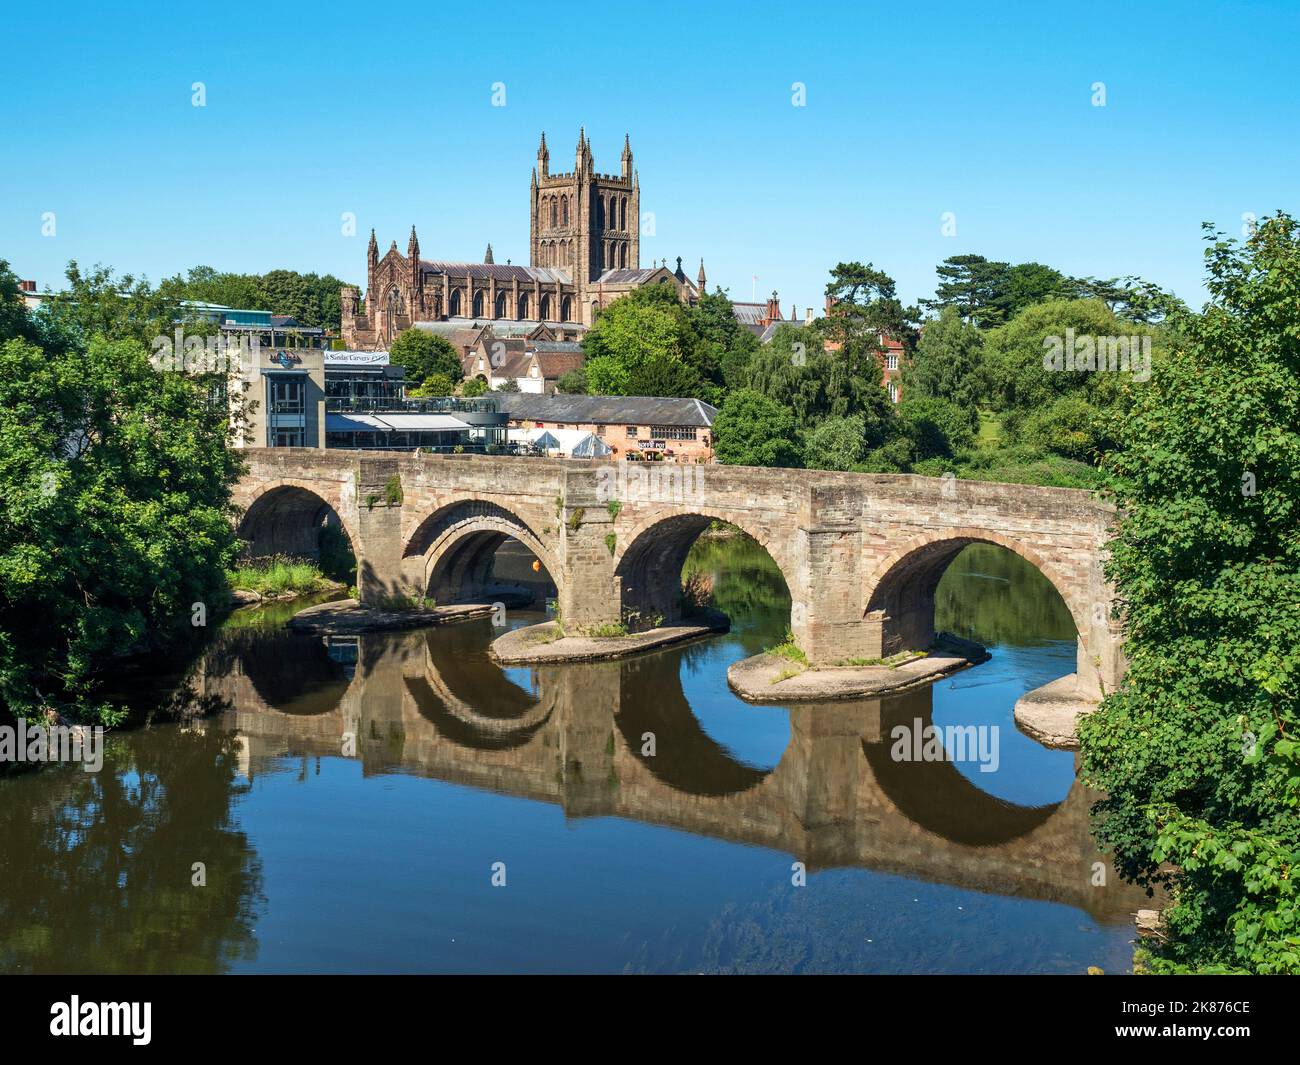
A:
[491,609,730,664]
[727,633,989,702]
[1012,674,1098,749]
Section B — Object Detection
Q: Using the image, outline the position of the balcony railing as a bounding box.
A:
[324,396,501,415]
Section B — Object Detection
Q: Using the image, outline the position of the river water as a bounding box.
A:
[0,538,1143,974]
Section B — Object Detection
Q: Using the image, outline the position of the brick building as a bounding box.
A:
[494,394,717,462]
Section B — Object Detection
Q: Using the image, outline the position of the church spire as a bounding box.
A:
[697,258,707,293]
[407,224,420,260]
[485,243,494,264]
[621,133,633,179]
[367,228,378,266]
[537,131,549,177]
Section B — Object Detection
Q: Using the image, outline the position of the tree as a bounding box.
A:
[712,389,802,468]
[555,368,588,394]
[899,396,975,459]
[461,377,488,398]
[388,328,461,389]
[803,414,867,470]
[0,262,244,726]
[1080,214,1300,974]
[821,261,918,353]
[921,254,1011,327]
[411,372,454,397]
[903,306,985,429]
[582,296,703,398]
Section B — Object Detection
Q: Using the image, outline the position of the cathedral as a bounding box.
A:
[340,130,707,348]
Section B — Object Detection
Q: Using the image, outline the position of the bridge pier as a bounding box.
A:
[555,467,622,631]
[796,485,875,664]
[353,455,412,606]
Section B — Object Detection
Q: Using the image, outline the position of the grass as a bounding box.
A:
[771,668,802,684]
[767,629,808,664]
[582,621,630,638]
[228,556,330,597]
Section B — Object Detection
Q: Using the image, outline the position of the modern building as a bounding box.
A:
[182,301,328,349]
[494,393,717,462]
[232,346,506,451]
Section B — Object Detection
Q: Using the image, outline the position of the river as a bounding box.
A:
[0,538,1143,974]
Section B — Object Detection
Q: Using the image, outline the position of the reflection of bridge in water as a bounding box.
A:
[197,619,1143,922]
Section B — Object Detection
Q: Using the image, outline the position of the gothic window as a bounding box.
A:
[561,296,572,322]
[449,289,461,317]
[620,197,627,230]
[550,199,557,227]
[472,290,484,318]
[590,300,600,322]
[518,293,530,319]
[540,294,551,320]
[619,243,626,268]
[561,196,569,225]
[495,292,507,318]
[596,197,604,228]
[607,196,616,230]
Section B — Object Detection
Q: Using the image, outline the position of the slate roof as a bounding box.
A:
[595,268,665,285]
[493,393,716,427]
[419,260,571,285]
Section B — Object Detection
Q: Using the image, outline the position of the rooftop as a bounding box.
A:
[493,393,716,427]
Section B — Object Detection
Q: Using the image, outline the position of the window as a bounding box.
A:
[887,381,899,403]
[651,425,697,441]
[595,423,605,437]
[626,425,638,438]
[886,353,898,370]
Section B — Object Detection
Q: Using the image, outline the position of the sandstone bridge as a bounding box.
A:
[232,449,1125,699]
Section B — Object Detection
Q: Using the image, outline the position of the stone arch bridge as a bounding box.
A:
[232,449,1125,698]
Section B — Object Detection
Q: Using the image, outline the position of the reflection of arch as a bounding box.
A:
[237,482,359,563]
[614,510,797,624]
[236,633,354,716]
[864,530,1086,656]
[860,687,1062,846]
[615,652,778,797]
[403,621,556,751]
[403,499,559,603]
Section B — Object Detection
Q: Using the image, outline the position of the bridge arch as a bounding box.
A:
[403,498,560,605]
[236,480,360,567]
[863,528,1089,657]
[613,508,801,627]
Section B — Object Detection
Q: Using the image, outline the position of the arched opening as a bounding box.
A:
[549,199,557,227]
[866,535,1082,661]
[539,294,551,321]
[472,290,484,318]
[404,501,558,608]
[561,295,572,322]
[495,292,507,319]
[517,293,530,319]
[236,485,357,584]
[595,197,604,228]
[449,289,462,317]
[561,196,569,225]
[616,516,792,639]
[620,196,627,230]
[618,243,626,268]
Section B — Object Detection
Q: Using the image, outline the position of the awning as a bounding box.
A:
[326,413,472,433]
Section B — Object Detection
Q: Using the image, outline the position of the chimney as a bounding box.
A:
[20,280,35,292]
[805,307,813,325]
[764,290,780,326]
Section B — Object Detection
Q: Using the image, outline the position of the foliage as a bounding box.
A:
[1079,214,1300,974]
[461,377,488,397]
[410,371,455,397]
[803,414,867,471]
[903,305,985,425]
[712,389,802,468]
[227,556,328,597]
[0,261,244,726]
[388,328,461,389]
[555,367,588,394]
[899,396,975,460]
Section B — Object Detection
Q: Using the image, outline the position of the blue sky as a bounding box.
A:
[4,0,1297,313]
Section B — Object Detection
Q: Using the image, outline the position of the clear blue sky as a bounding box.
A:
[4,0,1297,313]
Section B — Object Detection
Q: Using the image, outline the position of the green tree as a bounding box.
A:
[388,328,461,388]
[903,306,985,428]
[461,377,488,398]
[712,389,802,468]
[555,367,588,394]
[0,263,244,726]
[411,371,455,397]
[583,296,703,398]
[899,396,975,460]
[804,414,867,470]
[1080,214,1300,974]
